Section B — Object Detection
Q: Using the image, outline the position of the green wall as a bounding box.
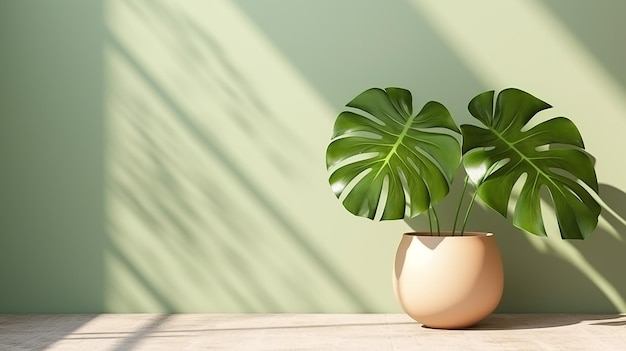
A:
[1,0,625,313]
[0,0,106,312]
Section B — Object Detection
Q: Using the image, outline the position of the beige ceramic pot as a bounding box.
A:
[393,232,503,329]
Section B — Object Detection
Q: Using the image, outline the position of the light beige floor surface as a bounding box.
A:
[1,314,625,350]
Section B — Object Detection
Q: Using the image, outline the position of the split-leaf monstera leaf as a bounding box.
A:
[326,88,461,220]
[461,88,600,239]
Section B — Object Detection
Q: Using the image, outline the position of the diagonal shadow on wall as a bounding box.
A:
[104,0,372,312]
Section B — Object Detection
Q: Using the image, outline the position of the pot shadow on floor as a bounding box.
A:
[418,313,626,331]
[463,314,625,331]
[590,318,626,327]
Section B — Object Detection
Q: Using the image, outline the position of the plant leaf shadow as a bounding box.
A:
[597,183,626,238]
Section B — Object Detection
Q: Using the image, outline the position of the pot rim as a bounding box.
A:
[403,231,493,237]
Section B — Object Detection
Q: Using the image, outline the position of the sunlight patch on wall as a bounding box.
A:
[103,0,410,312]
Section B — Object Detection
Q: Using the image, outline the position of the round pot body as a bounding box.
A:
[393,232,503,329]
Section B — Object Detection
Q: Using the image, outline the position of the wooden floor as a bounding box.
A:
[1,314,625,350]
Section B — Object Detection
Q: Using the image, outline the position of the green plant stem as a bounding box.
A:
[452,176,469,236]
[460,190,479,235]
[431,207,441,236]
[459,162,500,235]
[427,208,433,235]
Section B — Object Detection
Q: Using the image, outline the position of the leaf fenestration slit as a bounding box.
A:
[338,168,372,203]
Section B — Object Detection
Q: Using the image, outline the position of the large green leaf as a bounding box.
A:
[461,88,600,239]
[326,87,461,220]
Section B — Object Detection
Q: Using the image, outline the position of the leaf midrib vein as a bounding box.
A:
[374,114,416,178]
[491,127,565,197]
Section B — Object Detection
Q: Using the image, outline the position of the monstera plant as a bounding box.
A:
[326,87,600,239]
